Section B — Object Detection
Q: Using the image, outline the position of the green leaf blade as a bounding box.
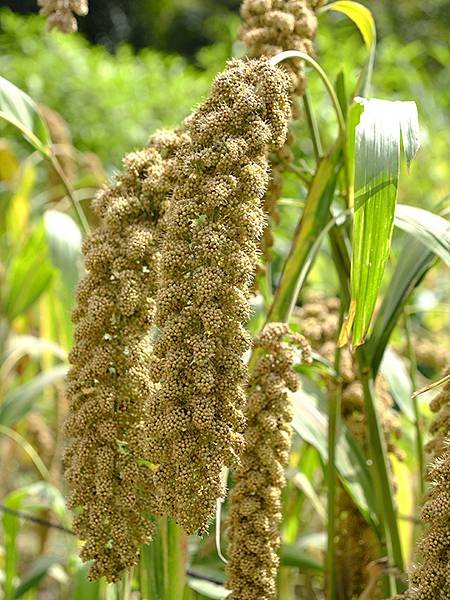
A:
[0,75,50,153]
[346,98,420,346]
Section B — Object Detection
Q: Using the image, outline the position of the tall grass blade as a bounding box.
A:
[3,222,55,321]
[266,153,338,325]
[366,238,438,375]
[342,98,420,347]
[291,387,378,528]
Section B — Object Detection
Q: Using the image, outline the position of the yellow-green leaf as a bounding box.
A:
[321,1,375,50]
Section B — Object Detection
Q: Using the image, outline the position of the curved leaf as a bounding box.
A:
[0,364,67,427]
[321,1,375,50]
[0,75,50,153]
[394,204,450,265]
[291,386,378,529]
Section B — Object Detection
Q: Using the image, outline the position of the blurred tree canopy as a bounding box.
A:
[0,0,240,55]
[1,0,449,57]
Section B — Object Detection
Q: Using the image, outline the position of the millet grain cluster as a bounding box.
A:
[64,130,187,581]
[401,371,450,599]
[239,0,319,263]
[38,0,88,33]
[150,58,292,534]
[225,323,311,599]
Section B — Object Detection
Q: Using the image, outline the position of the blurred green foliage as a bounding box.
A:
[0,10,216,168]
[1,7,448,205]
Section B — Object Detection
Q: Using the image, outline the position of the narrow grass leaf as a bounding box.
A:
[380,347,414,421]
[394,204,450,266]
[343,98,420,347]
[366,237,438,375]
[291,388,378,528]
[187,578,230,599]
[14,556,60,598]
[2,483,68,600]
[0,75,50,153]
[3,221,55,321]
[279,546,324,573]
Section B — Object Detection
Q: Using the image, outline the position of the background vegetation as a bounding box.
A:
[0,1,448,598]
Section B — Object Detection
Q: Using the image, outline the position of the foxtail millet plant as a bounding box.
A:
[150,57,292,534]
[37,0,88,33]
[64,129,187,581]
[225,323,311,599]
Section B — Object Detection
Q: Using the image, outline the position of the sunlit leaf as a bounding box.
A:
[320,1,376,95]
[342,98,420,347]
[0,75,50,153]
[5,161,35,243]
[394,204,450,266]
[0,139,19,183]
[321,1,375,49]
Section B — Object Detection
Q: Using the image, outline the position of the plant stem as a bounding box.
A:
[303,92,323,161]
[326,313,343,599]
[404,313,424,498]
[48,154,91,235]
[357,351,405,595]
[270,51,346,141]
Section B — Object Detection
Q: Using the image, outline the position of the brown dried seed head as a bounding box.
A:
[38,0,88,33]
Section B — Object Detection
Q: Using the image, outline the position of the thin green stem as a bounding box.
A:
[303,92,323,161]
[48,154,91,236]
[357,352,405,594]
[326,311,343,600]
[270,51,346,140]
[404,312,424,498]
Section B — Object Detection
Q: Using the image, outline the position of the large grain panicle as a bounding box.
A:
[239,0,319,263]
[401,370,450,599]
[38,0,88,33]
[239,0,318,97]
[150,58,291,534]
[64,129,187,581]
[225,323,311,600]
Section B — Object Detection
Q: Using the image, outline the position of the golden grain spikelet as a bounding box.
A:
[225,323,311,599]
[64,129,187,581]
[150,58,292,534]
